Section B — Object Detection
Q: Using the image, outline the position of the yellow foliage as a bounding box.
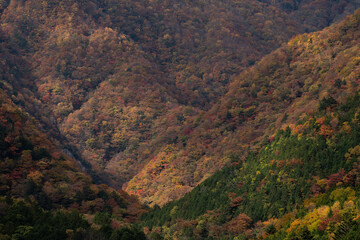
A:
[342,122,352,134]
[286,205,331,233]
[263,218,278,229]
[330,187,355,202]
[27,170,44,184]
[343,200,355,211]
[303,206,330,231]
[36,160,49,170]
[331,201,341,213]
[317,178,328,189]
[286,218,302,233]
[170,206,178,217]
[345,145,360,162]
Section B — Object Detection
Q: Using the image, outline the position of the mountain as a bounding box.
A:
[1,0,357,205]
[126,6,360,205]
[0,21,146,238]
[1,1,360,238]
[140,9,360,239]
[142,90,360,239]
[0,84,149,238]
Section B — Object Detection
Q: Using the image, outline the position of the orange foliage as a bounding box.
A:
[226,214,252,235]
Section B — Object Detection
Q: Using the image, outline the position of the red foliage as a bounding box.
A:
[226,213,252,234]
[42,93,51,103]
[11,168,23,179]
[229,196,243,208]
[318,218,329,231]
[183,127,193,136]
[310,183,323,196]
[326,169,346,189]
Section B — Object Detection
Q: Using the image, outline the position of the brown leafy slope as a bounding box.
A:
[61,0,360,198]
[102,0,360,107]
[142,79,360,240]
[127,8,360,205]
[1,0,359,205]
[58,0,358,186]
[0,25,145,224]
[0,88,148,236]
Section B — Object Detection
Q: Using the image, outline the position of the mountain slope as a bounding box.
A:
[140,11,360,236]
[1,0,360,206]
[0,26,146,238]
[142,90,360,239]
[126,8,360,205]
[1,1,360,239]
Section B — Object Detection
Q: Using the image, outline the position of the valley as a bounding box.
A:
[0,0,360,239]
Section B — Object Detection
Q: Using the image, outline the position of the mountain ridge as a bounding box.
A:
[139,11,360,239]
[1,1,360,239]
[126,7,360,205]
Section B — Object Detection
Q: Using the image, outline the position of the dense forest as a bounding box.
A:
[2,0,360,200]
[139,10,360,239]
[142,90,360,239]
[126,5,360,205]
[1,0,360,239]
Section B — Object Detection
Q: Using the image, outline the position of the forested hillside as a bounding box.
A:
[0,8,146,237]
[141,10,360,235]
[1,0,359,206]
[142,89,360,239]
[0,88,148,238]
[1,1,360,239]
[126,7,360,205]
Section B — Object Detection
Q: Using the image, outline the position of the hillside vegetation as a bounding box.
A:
[142,90,360,239]
[140,10,360,236]
[126,7,360,205]
[1,1,360,239]
[1,0,359,205]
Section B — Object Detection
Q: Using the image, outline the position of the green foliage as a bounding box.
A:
[141,166,236,227]
[142,89,360,239]
[110,226,146,240]
[94,212,111,225]
[0,199,89,240]
[319,97,337,112]
[0,198,147,240]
